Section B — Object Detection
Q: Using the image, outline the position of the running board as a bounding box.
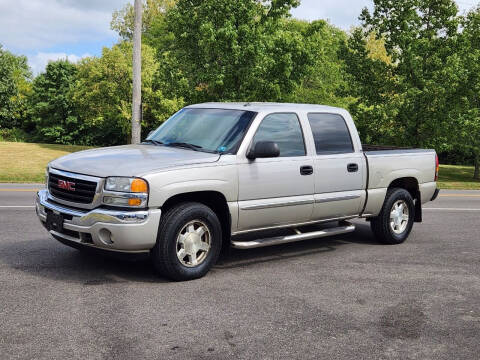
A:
[231,222,356,250]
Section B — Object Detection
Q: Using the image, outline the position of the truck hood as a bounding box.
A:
[50,144,220,178]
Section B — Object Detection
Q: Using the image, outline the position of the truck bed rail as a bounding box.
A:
[362,144,413,151]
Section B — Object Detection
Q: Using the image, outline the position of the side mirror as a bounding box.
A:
[247,141,280,160]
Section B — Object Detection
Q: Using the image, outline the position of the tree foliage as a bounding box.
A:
[341,27,399,145]
[0,45,31,129]
[285,19,352,108]
[442,7,480,178]
[25,60,79,144]
[111,0,176,40]
[154,0,309,103]
[73,42,183,146]
[343,0,461,148]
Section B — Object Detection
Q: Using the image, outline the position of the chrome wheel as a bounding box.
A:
[176,220,211,267]
[389,200,409,234]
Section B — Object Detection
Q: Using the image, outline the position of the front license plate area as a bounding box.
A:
[46,211,64,232]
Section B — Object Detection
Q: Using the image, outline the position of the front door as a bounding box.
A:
[237,113,314,231]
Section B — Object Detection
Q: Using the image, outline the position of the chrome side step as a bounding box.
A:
[231,222,356,250]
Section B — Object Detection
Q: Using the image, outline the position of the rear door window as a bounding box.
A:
[307,113,354,155]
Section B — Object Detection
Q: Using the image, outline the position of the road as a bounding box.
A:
[1,185,479,360]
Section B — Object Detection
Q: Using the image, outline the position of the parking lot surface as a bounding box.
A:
[1,185,479,359]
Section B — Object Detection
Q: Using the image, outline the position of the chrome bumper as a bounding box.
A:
[36,190,161,253]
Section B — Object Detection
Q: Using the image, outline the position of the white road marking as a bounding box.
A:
[0,189,42,192]
[0,206,35,208]
[439,194,480,198]
[424,208,480,211]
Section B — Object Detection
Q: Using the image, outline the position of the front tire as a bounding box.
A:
[151,202,222,281]
[370,188,415,245]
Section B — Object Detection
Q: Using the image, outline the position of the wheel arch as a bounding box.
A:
[388,177,422,222]
[161,191,232,252]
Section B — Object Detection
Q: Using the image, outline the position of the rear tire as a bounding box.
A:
[151,202,222,281]
[370,188,415,245]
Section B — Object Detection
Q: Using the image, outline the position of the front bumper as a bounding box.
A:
[36,190,161,253]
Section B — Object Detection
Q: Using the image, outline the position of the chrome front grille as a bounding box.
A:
[48,171,98,204]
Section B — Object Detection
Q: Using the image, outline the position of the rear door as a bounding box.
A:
[237,113,314,231]
[307,113,365,220]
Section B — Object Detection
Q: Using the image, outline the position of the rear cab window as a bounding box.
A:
[307,113,354,155]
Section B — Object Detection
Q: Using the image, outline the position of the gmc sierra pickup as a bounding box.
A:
[36,103,440,281]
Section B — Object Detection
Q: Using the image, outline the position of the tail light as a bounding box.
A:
[434,154,439,181]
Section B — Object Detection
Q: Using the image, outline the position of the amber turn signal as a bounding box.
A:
[130,178,148,193]
[128,198,142,206]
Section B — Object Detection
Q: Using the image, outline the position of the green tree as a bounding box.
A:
[111,0,176,40]
[364,31,392,64]
[73,41,183,146]
[442,7,480,179]
[462,8,480,179]
[155,0,310,103]
[26,60,80,144]
[0,45,31,130]
[343,0,460,147]
[341,27,399,144]
[285,19,352,108]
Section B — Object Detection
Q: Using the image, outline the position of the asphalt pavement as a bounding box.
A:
[0,185,479,360]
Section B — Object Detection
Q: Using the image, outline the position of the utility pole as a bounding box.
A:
[131,0,142,144]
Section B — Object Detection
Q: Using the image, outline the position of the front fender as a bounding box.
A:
[143,164,238,207]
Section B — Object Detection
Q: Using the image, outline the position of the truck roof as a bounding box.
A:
[186,102,346,113]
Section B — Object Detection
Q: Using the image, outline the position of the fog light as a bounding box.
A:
[103,196,129,206]
[103,196,144,207]
[98,228,114,245]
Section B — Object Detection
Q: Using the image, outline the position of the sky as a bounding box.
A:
[0,0,478,75]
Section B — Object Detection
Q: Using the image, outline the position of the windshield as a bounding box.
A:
[146,108,257,154]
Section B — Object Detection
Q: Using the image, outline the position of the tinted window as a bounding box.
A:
[308,113,354,154]
[252,113,306,157]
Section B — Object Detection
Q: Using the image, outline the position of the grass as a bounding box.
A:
[437,164,480,190]
[0,141,91,183]
[0,141,479,189]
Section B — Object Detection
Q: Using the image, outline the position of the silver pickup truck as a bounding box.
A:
[36,103,440,280]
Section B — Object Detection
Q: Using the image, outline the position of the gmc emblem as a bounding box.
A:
[58,179,75,191]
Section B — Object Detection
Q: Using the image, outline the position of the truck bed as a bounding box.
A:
[359,146,437,216]
[363,146,436,187]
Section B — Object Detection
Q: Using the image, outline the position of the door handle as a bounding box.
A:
[347,163,359,173]
[300,165,313,176]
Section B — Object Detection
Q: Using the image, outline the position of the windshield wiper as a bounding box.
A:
[142,139,164,146]
[166,142,221,154]
[166,142,203,151]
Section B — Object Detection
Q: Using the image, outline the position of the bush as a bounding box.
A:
[438,149,474,166]
[0,128,29,142]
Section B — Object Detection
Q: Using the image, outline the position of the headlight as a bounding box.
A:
[103,177,149,207]
[104,177,148,193]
